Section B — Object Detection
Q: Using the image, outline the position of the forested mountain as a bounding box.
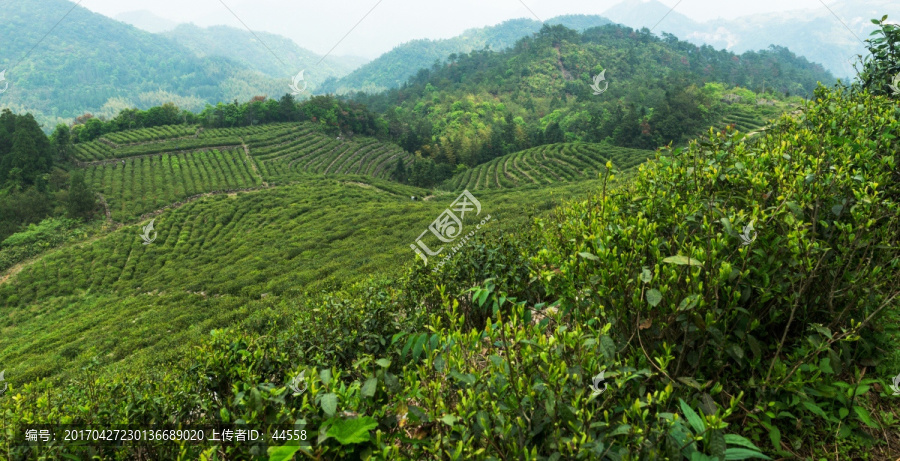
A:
[603,0,899,79]
[163,24,368,82]
[350,23,833,185]
[0,0,357,129]
[318,15,613,95]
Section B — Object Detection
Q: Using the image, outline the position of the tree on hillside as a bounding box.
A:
[0,114,53,187]
[856,15,900,95]
[66,170,97,220]
[543,121,565,144]
[855,15,900,202]
[51,124,71,162]
[391,157,407,183]
[278,94,299,122]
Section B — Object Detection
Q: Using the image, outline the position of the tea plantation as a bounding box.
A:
[0,87,898,460]
[444,142,654,190]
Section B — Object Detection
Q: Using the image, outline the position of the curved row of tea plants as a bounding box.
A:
[249,131,413,183]
[445,142,654,190]
[82,149,262,221]
[72,123,301,161]
[101,124,199,145]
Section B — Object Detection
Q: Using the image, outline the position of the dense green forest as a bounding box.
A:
[0,0,360,128]
[351,24,829,182]
[318,15,614,94]
[0,10,898,461]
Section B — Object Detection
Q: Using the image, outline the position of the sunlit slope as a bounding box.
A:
[444,142,653,191]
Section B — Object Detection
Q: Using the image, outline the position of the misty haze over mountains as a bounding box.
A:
[113,0,897,80]
[0,0,891,127]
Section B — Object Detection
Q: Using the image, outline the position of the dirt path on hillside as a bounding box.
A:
[98,193,113,223]
[240,138,268,187]
[555,46,573,81]
[0,185,270,287]
[0,224,121,285]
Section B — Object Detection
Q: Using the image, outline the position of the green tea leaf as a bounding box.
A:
[768,426,781,451]
[319,369,332,386]
[640,267,653,283]
[831,204,843,216]
[320,393,338,416]
[724,434,764,450]
[267,444,302,461]
[708,429,726,458]
[679,399,706,433]
[579,251,600,261]
[477,289,489,307]
[663,255,704,266]
[724,448,771,460]
[326,416,378,445]
[853,406,879,428]
[646,289,662,307]
[361,377,377,398]
[801,401,828,419]
[678,294,701,312]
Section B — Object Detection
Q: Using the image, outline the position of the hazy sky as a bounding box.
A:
[80,0,830,58]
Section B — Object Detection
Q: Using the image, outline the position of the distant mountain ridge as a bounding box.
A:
[318,15,614,95]
[163,24,368,84]
[0,0,363,129]
[322,1,894,95]
[601,0,898,78]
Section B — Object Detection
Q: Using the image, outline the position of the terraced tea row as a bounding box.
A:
[714,104,788,134]
[102,125,199,145]
[83,149,262,222]
[247,130,413,183]
[73,123,299,162]
[445,143,654,190]
[73,136,244,162]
